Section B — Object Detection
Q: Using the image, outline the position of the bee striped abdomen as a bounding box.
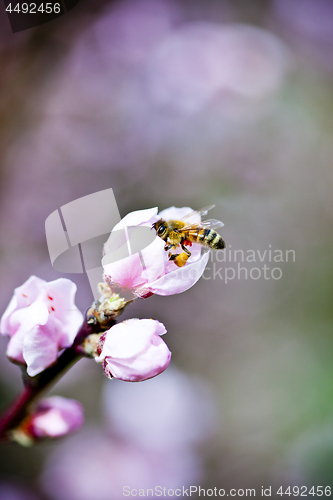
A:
[196,229,225,249]
[210,231,225,249]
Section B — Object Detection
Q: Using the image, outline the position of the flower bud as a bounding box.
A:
[11,397,84,446]
[96,318,171,382]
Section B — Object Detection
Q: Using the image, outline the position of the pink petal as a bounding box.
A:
[5,301,50,363]
[149,251,210,295]
[99,319,166,360]
[6,329,26,363]
[103,227,130,258]
[103,337,171,382]
[10,300,49,334]
[30,396,84,438]
[103,253,147,291]
[111,207,158,231]
[0,295,18,337]
[44,279,83,346]
[141,237,168,283]
[23,321,61,377]
[13,276,47,308]
[0,276,46,336]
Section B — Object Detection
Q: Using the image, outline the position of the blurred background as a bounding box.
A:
[1,0,333,498]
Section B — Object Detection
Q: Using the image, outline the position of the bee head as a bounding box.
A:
[152,219,167,238]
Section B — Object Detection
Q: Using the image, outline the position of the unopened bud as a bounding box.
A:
[10,397,83,446]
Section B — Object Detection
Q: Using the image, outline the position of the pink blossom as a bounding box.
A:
[26,396,84,439]
[0,276,83,377]
[96,318,171,382]
[102,206,210,298]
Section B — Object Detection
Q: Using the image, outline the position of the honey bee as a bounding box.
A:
[152,205,225,268]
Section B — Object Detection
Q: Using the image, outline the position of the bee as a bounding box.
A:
[152,205,225,268]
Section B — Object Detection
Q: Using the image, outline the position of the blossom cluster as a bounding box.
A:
[0,206,215,442]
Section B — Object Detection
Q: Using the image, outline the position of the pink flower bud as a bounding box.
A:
[96,318,171,382]
[0,276,83,376]
[103,206,210,298]
[23,397,84,440]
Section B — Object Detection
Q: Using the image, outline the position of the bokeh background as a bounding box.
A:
[1,0,333,498]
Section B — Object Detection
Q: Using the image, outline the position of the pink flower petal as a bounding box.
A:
[13,276,47,308]
[149,251,210,295]
[6,329,26,363]
[0,276,46,336]
[98,319,166,359]
[5,301,49,363]
[8,300,49,337]
[104,253,147,291]
[141,237,168,282]
[23,322,61,377]
[44,279,83,346]
[111,207,158,231]
[103,338,171,382]
[29,396,84,438]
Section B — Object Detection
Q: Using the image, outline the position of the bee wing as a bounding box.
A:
[201,218,224,229]
[181,205,216,222]
[181,219,224,231]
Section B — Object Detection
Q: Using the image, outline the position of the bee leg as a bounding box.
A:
[173,252,189,267]
[164,243,174,252]
[181,244,191,258]
[168,253,177,261]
